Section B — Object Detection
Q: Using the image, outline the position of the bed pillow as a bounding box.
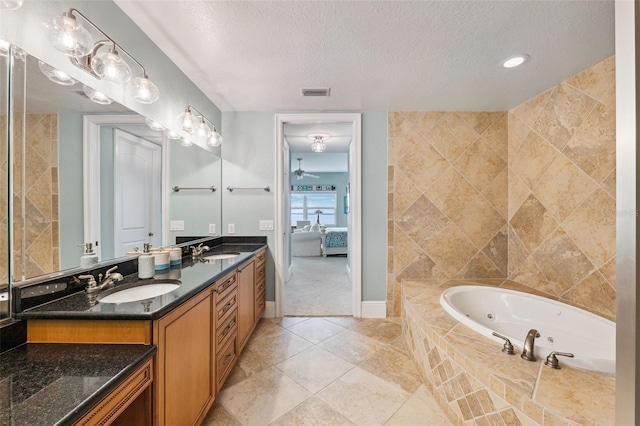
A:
[310,224,320,232]
[302,225,311,232]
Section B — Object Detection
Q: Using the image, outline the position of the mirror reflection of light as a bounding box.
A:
[181,138,193,147]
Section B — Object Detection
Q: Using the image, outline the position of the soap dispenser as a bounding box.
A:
[138,243,155,279]
[80,243,98,268]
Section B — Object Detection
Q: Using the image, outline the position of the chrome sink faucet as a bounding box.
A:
[521,329,540,361]
[83,266,123,294]
[191,243,210,259]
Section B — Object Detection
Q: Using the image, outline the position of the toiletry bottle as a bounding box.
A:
[80,243,99,268]
[138,243,155,279]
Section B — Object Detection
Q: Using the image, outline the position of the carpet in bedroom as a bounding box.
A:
[284,256,352,316]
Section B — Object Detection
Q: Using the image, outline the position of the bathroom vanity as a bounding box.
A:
[10,240,268,426]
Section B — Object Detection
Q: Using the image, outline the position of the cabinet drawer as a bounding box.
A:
[215,291,237,330]
[255,277,266,296]
[255,250,266,267]
[255,290,266,322]
[216,332,238,392]
[216,309,237,352]
[213,272,237,305]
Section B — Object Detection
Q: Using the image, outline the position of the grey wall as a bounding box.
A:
[222,111,388,303]
[290,172,350,227]
[168,143,222,241]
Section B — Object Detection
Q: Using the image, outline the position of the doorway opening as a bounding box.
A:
[275,113,362,318]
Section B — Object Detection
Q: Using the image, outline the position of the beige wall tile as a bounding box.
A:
[482,113,508,162]
[599,257,616,289]
[481,227,508,276]
[454,139,506,193]
[566,56,615,102]
[455,252,505,279]
[562,270,616,320]
[532,83,597,151]
[510,131,558,190]
[483,169,508,219]
[400,111,444,136]
[601,82,616,109]
[510,194,559,254]
[426,167,478,219]
[393,224,422,275]
[397,252,444,281]
[562,189,615,267]
[392,167,422,217]
[511,88,554,128]
[562,102,615,183]
[453,195,505,249]
[600,168,616,198]
[394,119,422,160]
[398,141,449,193]
[426,224,478,278]
[508,171,531,220]
[427,112,479,163]
[533,156,598,223]
[396,195,450,250]
[457,112,502,136]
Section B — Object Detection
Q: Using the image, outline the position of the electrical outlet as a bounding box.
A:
[259,220,274,231]
[209,224,216,234]
[228,223,235,234]
[170,220,184,231]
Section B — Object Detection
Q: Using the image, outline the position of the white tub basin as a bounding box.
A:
[99,281,180,304]
[203,252,240,260]
[439,285,615,374]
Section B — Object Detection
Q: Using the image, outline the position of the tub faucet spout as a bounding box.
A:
[521,329,540,361]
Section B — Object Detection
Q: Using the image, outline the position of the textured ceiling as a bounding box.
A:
[115,0,614,112]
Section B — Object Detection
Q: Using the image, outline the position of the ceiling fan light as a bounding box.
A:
[44,15,93,58]
[91,50,132,83]
[129,76,159,104]
[82,84,112,105]
[38,60,78,86]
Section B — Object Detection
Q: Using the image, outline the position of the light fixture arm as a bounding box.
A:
[185,105,219,132]
[66,8,148,78]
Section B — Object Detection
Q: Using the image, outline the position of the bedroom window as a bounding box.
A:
[291,192,336,226]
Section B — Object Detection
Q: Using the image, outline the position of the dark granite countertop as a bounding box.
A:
[0,343,156,426]
[16,244,266,321]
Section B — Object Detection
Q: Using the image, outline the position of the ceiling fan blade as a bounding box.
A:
[304,173,320,179]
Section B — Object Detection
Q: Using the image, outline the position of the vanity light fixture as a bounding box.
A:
[38,61,78,86]
[311,136,327,153]
[145,118,165,132]
[502,54,529,68]
[82,84,112,105]
[44,8,160,104]
[0,0,24,10]
[178,105,223,147]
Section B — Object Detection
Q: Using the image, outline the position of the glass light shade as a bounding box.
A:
[194,120,212,144]
[0,40,10,53]
[38,61,78,86]
[207,129,222,147]
[82,84,112,105]
[0,0,23,9]
[166,131,181,140]
[91,50,132,83]
[145,118,165,132]
[45,15,93,58]
[178,110,197,134]
[311,138,326,153]
[129,76,159,104]
[180,138,193,147]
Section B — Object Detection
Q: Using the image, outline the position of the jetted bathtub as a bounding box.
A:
[439,285,615,374]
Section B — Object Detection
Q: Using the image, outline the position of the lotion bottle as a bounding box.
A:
[138,243,155,279]
[80,243,98,268]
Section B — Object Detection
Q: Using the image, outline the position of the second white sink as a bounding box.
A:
[99,282,180,304]
[203,252,240,260]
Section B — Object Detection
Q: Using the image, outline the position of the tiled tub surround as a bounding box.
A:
[402,279,615,426]
[388,56,616,319]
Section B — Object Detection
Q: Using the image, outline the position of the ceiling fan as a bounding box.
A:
[293,158,319,180]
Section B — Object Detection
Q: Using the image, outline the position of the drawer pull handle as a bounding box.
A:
[221,299,235,315]
[216,277,236,294]
[258,269,264,276]
[257,283,265,291]
[223,353,234,366]
[258,253,265,260]
[258,302,264,309]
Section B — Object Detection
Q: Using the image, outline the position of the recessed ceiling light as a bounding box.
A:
[502,55,529,68]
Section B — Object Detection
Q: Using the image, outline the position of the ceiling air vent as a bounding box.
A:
[301,88,331,97]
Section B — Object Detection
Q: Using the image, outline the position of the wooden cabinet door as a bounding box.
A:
[236,259,256,352]
[153,290,214,426]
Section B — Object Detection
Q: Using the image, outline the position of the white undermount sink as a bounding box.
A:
[203,252,240,260]
[98,280,180,304]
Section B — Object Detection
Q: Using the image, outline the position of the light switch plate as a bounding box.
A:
[170,220,184,231]
[259,220,274,231]
[228,223,235,234]
[209,224,216,234]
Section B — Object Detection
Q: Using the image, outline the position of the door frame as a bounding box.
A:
[274,113,362,318]
[83,115,168,260]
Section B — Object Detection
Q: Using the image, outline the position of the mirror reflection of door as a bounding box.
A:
[112,129,161,257]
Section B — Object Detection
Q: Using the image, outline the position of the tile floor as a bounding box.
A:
[202,317,452,426]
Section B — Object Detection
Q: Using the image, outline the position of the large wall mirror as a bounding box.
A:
[2,44,222,303]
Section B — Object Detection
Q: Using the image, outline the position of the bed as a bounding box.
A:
[321,227,348,257]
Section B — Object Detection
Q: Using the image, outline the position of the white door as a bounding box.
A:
[113,129,161,257]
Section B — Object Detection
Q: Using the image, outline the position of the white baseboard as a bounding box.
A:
[262,301,277,318]
[287,264,293,281]
[360,301,387,318]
